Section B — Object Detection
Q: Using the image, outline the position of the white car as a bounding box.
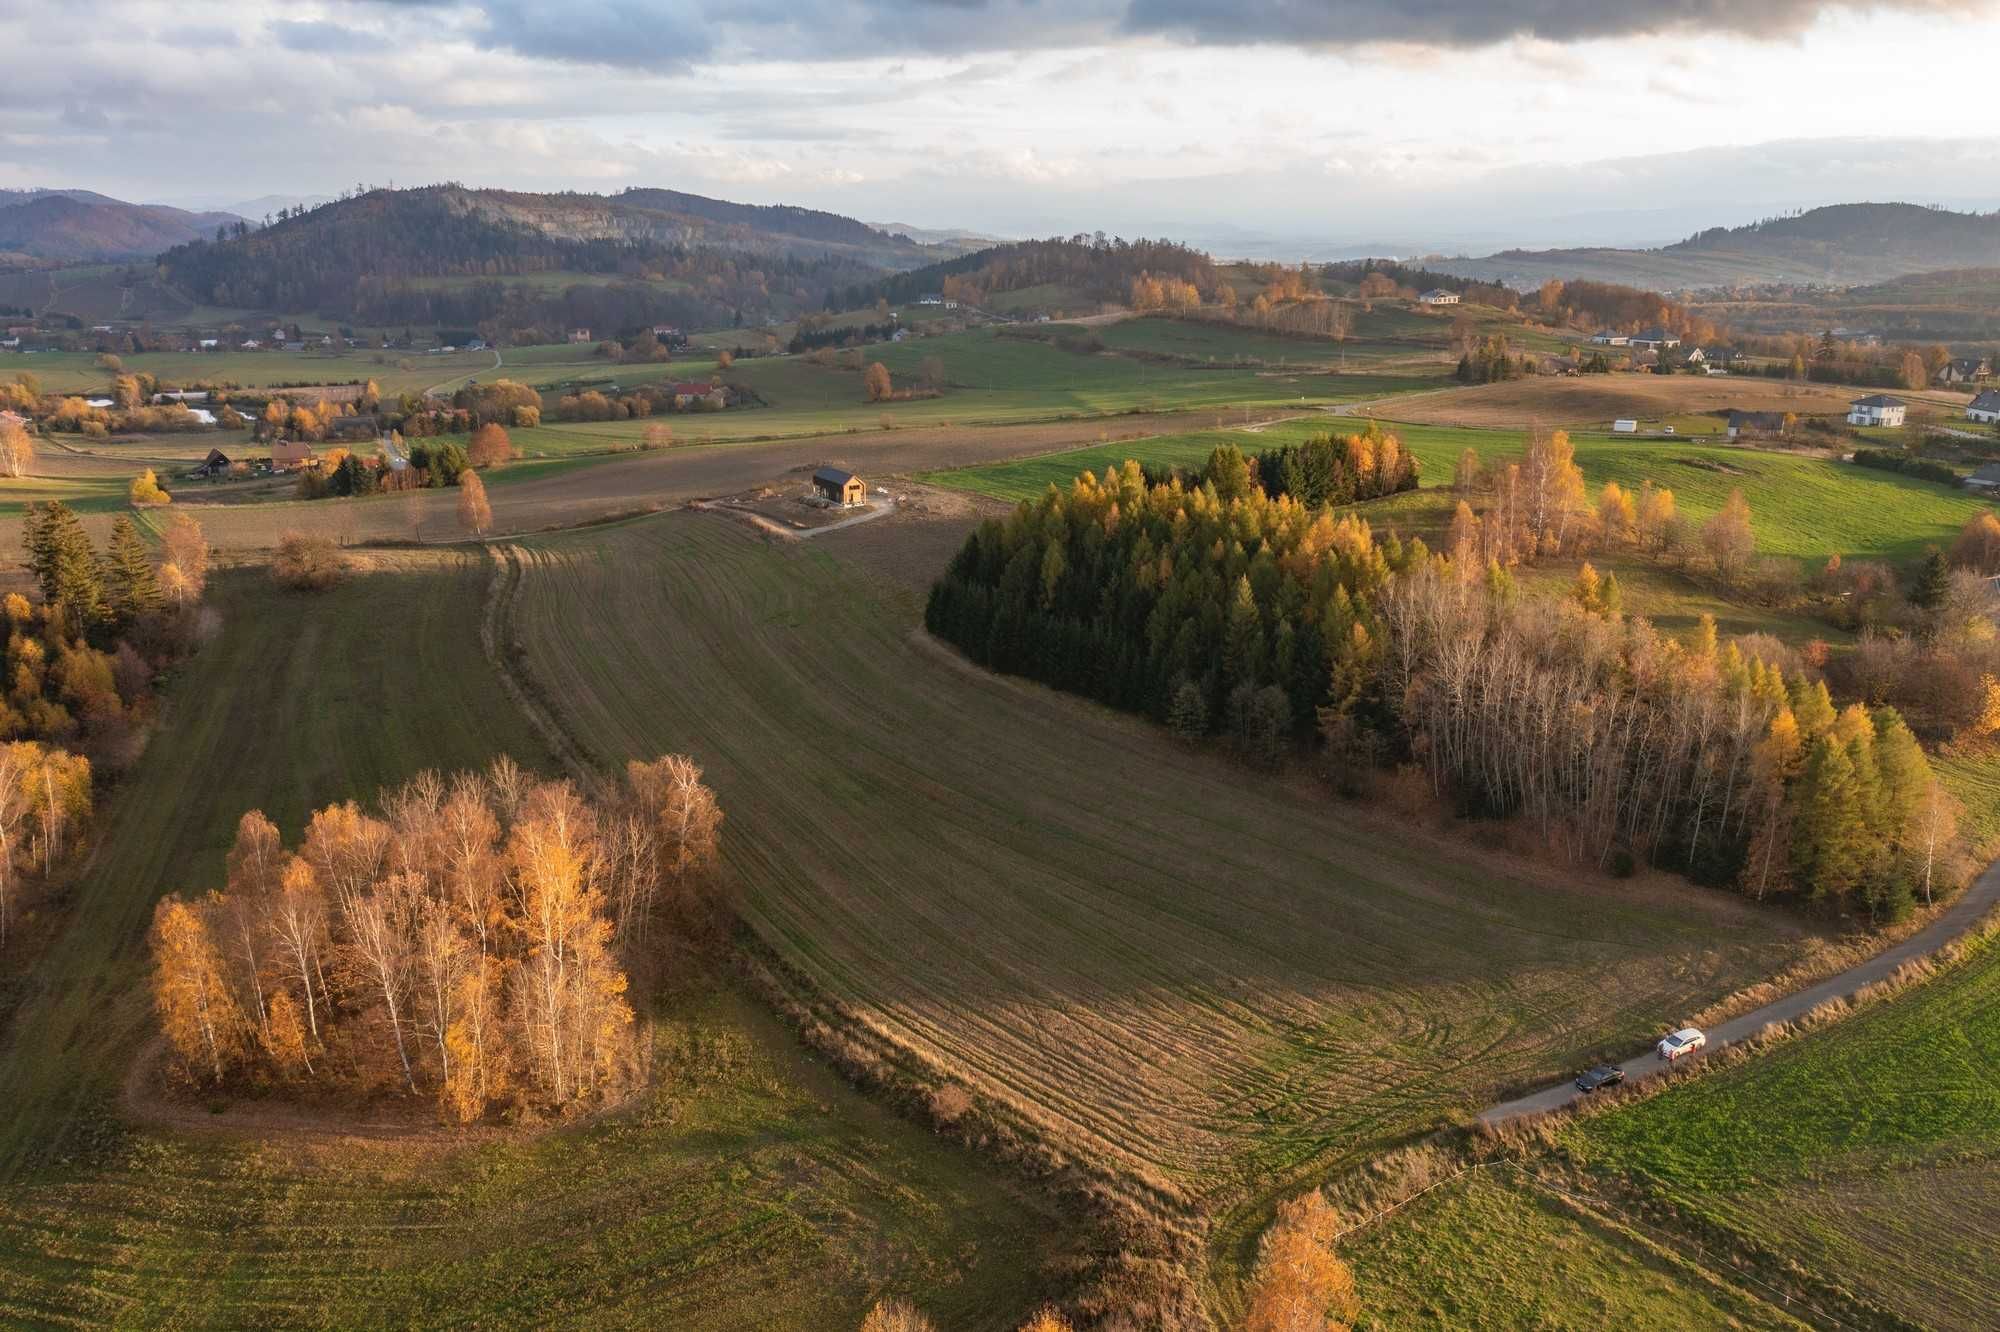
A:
[1657,1027,1706,1061]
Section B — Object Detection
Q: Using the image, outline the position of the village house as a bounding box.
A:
[198,338,219,350]
[1419,289,1460,306]
[0,409,26,431]
[192,447,232,478]
[1936,357,1992,387]
[268,441,318,471]
[568,328,593,343]
[812,466,867,507]
[1968,388,2000,425]
[1629,329,1682,350]
[1589,331,1630,347]
[1847,394,1907,428]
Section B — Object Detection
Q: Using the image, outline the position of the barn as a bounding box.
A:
[812,466,867,507]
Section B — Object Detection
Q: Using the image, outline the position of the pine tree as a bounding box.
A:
[104,515,162,622]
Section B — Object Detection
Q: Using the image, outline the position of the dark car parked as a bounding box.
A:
[1574,1065,1626,1093]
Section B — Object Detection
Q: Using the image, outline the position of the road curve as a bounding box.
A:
[1480,860,2000,1125]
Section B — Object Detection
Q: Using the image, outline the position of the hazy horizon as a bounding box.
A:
[6,1,2000,258]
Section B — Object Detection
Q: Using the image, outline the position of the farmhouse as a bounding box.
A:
[1725,410,1788,438]
[198,338,218,350]
[1968,389,2000,424]
[812,466,867,507]
[1936,356,1991,386]
[1629,329,1682,350]
[567,328,593,344]
[268,441,317,471]
[1847,394,1907,428]
[916,294,944,305]
[1419,289,1460,306]
[192,448,231,478]
[1590,332,1630,347]
[669,381,724,408]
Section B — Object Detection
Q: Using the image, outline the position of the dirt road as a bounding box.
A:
[1479,863,2000,1125]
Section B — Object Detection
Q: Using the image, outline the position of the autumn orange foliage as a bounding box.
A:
[149,756,723,1121]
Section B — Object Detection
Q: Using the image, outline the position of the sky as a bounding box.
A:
[5,0,1998,256]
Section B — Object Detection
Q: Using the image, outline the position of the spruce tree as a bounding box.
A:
[35,502,105,627]
[1909,549,1950,611]
[105,515,162,622]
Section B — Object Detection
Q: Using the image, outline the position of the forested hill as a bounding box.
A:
[1434,202,2000,292]
[838,236,1224,309]
[0,189,243,264]
[156,184,949,330]
[614,188,928,251]
[1669,203,2000,268]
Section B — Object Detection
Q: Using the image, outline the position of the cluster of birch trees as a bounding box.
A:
[149,755,723,1120]
[1383,563,1957,917]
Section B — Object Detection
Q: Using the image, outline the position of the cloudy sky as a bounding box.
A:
[6,0,1998,255]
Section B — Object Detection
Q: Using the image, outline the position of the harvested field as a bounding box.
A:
[1355,375,1973,429]
[501,508,1817,1307]
[0,549,1065,1331]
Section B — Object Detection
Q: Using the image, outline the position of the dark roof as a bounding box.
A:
[1969,463,2000,484]
[1971,389,2000,411]
[203,447,231,465]
[1852,394,1905,408]
[1725,410,1787,431]
[814,466,857,488]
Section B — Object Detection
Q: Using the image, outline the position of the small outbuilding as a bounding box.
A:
[193,447,231,478]
[1612,419,1639,434]
[812,466,867,507]
[1963,462,2000,491]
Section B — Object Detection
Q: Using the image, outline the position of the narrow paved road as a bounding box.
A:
[1480,861,2000,1124]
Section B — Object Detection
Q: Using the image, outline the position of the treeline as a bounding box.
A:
[1388,566,1955,916]
[844,236,1222,310]
[1319,259,1521,311]
[1853,449,1958,486]
[930,455,1966,918]
[925,460,1409,764]
[789,318,897,353]
[149,756,724,1121]
[1,506,211,945]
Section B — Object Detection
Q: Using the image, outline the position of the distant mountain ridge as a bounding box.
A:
[0,189,243,264]
[1433,202,2000,292]
[155,183,958,328]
